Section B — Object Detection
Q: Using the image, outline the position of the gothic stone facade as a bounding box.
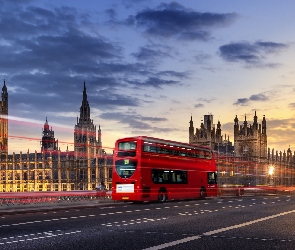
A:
[234,111,267,161]
[0,81,112,192]
[189,114,234,154]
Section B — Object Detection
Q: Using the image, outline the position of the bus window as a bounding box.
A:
[118,141,136,150]
[194,149,200,158]
[204,151,212,159]
[152,169,187,184]
[152,170,165,183]
[143,142,157,152]
[180,150,186,156]
[163,171,170,182]
[176,171,187,183]
[199,150,204,158]
[158,173,164,182]
[187,149,194,157]
[159,145,168,154]
[143,144,151,152]
[171,172,176,182]
[208,172,217,184]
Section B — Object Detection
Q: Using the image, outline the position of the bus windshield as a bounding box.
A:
[115,159,137,178]
[118,141,137,150]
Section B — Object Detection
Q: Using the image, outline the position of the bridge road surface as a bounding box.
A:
[1,195,295,250]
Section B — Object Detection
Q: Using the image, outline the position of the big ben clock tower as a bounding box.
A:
[0,79,8,159]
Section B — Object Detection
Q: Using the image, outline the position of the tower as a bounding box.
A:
[190,115,217,147]
[74,81,102,159]
[233,111,267,160]
[189,115,194,144]
[41,117,58,152]
[0,79,8,159]
[189,115,233,154]
[74,81,103,190]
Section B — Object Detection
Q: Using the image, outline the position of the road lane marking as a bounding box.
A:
[0,230,82,245]
[0,214,95,228]
[101,218,167,227]
[143,209,295,250]
[144,235,202,249]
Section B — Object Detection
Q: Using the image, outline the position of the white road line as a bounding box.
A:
[142,209,295,250]
[143,235,202,250]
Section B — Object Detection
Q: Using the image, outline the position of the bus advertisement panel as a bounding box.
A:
[112,136,217,202]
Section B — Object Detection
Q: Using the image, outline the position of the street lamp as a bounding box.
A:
[268,165,275,186]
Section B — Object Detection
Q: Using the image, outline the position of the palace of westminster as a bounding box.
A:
[0,80,295,192]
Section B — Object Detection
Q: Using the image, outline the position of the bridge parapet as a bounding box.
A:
[0,190,112,207]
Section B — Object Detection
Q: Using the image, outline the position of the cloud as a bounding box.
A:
[255,41,288,52]
[132,46,171,62]
[121,0,149,9]
[233,98,249,106]
[127,2,237,41]
[233,93,269,106]
[194,103,204,108]
[144,77,180,88]
[99,111,168,131]
[105,8,117,20]
[197,98,214,103]
[0,4,122,89]
[90,88,141,109]
[126,76,180,89]
[194,52,211,64]
[154,70,189,79]
[249,93,268,101]
[0,2,193,124]
[219,41,288,66]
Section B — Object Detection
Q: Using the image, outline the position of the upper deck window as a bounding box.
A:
[142,140,212,160]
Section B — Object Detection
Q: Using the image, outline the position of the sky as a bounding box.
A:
[1,0,295,154]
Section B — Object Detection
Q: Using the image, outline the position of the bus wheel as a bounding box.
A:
[200,188,206,199]
[158,190,167,202]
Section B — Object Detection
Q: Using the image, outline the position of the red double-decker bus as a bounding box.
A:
[112,136,218,202]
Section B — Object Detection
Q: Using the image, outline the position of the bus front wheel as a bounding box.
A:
[158,190,167,202]
[200,188,206,199]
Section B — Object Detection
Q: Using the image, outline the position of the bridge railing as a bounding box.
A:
[0,190,112,206]
[218,186,295,197]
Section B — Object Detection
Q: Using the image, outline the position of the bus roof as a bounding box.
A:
[116,136,212,151]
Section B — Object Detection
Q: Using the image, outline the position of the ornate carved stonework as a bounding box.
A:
[234,111,267,160]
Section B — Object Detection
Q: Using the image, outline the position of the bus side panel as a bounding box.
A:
[141,154,201,201]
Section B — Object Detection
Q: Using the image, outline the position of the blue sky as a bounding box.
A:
[1,0,295,154]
